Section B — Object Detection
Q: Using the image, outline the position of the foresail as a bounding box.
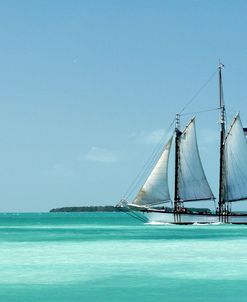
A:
[224,114,247,202]
[178,118,215,202]
[133,137,172,206]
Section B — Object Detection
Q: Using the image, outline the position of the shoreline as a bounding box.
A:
[49,206,129,212]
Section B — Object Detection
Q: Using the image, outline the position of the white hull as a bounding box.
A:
[142,211,247,224]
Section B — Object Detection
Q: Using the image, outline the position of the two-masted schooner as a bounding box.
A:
[117,64,247,224]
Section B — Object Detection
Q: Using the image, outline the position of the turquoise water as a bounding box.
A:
[0,213,247,302]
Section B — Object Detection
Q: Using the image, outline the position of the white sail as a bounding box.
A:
[133,137,172,206]
[178,118,215,202]
[224,114,247,202]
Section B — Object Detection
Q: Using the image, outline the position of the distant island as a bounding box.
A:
[49,206,129,212]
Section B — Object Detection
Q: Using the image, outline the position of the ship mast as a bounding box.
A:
[174,113,181,212]
[218,62,226,217]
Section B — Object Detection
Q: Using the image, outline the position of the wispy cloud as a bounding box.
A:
[79,146,118,163]
[131,129,166,145]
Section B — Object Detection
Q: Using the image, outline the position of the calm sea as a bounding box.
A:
[0,212,247,302]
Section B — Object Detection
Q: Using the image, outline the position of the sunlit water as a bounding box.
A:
[0,212,247,302]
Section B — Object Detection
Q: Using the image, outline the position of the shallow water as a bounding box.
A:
[0,212,247,302]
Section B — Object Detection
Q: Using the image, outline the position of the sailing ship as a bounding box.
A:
[117,63,247,224]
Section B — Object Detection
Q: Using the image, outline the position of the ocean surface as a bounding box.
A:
[0,212,247,302]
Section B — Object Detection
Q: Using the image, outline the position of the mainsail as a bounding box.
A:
[224,114,247,202]
[133,137,172,206]
[178,118,215,202]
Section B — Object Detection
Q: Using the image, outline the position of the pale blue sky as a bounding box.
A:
[0,0,247,211]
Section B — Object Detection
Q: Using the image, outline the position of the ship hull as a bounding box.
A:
[142,210,247,224]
